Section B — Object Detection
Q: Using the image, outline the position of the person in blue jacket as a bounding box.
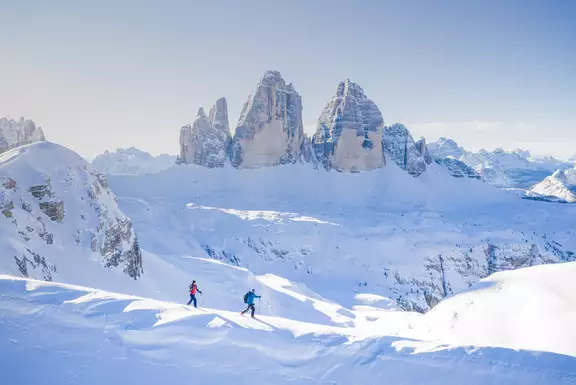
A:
[241,288,261,318]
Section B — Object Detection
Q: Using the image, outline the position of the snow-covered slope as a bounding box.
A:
[1,262,576,385]
[91,147,176,175]
[0,142,143,284]
[422,262,576,357]
[312,80,384,171]
[108,162,576,313]
[528,168,576,203]
[230,71,304,168]
[0,117,45,154]
[179,98,231,167]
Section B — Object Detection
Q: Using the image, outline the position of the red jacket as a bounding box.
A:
[190,283,199,295]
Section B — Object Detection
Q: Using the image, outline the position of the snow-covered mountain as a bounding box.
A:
[179,98,231,167]
[427,138,572,188]
[0,117,45,154]
[427,137,465,159]
[528,167,576,203]
[91,147,176,175]
[312,80,384,172]
[230,70,304,168]
[0,142,143,285]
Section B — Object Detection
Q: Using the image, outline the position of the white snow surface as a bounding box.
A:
[1,262,576,384]
[103,161,576,315]
[91,147,176,175]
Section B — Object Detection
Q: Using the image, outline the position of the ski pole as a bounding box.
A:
[258,298,261,315]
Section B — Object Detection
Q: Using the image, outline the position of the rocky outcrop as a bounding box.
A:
[312,80,384,172]
[0,117,45,154]
[435,158,481,179]
[230,71,304,168]
[180,98,231,168]
[415,137,433,165]
[382,123,427,176]
[0,142,143,281]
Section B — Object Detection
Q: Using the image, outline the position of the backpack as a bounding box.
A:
[243,292,249,303]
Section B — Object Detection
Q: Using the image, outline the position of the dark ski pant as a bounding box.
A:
[187,294,197,308]
[242,304,256,317]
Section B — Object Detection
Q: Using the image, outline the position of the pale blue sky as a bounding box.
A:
[1,0,575,159]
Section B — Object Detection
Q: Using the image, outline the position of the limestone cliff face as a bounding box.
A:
[180,98,231,168]
[382,124,427,176]
[312,80,384,172]
[230,71,304,168]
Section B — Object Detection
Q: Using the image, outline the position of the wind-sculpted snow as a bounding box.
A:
[91,147,176,175]
[312,80,385,171]
[230,71,304,168]
[0,117,45,154]
[1,264,576,385]
[179,98,231,168]
[108,163,576,312]
[0,142,142,282]
[382,123,427,176]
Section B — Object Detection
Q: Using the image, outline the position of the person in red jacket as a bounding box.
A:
[187,280,202,308]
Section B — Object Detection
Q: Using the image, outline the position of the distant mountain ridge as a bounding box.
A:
[92,147,176,175]
[174,70,478,181]
[427,137,572,189]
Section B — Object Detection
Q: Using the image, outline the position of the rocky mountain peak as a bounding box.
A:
[312,80,384,172]
[197,107,207,118]
[209,97,229,133]
[230,71,304,168]
[382,123,427,176]
[336,79,366,99]
[179,98,231,168]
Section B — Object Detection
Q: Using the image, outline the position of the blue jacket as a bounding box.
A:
[246,292,261,305]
